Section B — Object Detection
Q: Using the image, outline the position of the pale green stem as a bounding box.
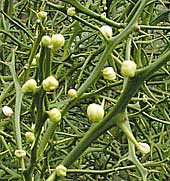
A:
[10,49,25,170]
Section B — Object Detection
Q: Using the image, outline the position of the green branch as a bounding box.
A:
[137,48,170,81]
[10,49,25,170]
[62,0,124,28]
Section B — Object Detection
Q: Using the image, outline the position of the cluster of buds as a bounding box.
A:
[37,10,65,50]
[22,76,60,94]
[41,34,65,51]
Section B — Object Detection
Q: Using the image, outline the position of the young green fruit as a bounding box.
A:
[103,67,116,81]
[47,108,61,123]
[2,106,13,117]
[25,132,35,143]
[41,35,51,47]
[56,165,67,177]
[100,25,112,38]
[15,150,26,158]
[87,103,104,123]
[67,7,76,16]
[121,60,137,78]
[42,76,59,92]
[22,79,37,93]
[51,34,65,50]
[68,89,77,98]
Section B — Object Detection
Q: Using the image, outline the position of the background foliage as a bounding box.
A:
[0,0,170,180]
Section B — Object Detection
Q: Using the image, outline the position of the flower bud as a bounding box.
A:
[22,79,37,93]
[25,132,35,143]
[121,60,137,78]
[138,142,150,154]
[2,106,13,117]
[47,108,61,123]
[41,35,51,47]
[104,7,107,11]
[67,7,76,16]
[37,11,47,20]
[56,165,67,177]
[100,25,112,38]
[103,67,116,81]
[15,149,26,158]
[87,103,104,123]
[42,76,59,92]
[68,89,77,98]
[51,34,65,50]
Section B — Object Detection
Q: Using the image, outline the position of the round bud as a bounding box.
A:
[56,165,67,177]
[103,67,116,81]
[138,142,150,154]
[100,25,112,38]
[51,34,65,50]
[15,150,26,158]
[22,79,37,93]
[68,89,77,98]
[104,7,107,11]
[121,60,137,78]
[41,35,51,47]
[2,106,13,117]
[37,19,41,23]
[87,103,104,123]
[25,132,35,143]
[37,11,47,20]
[67,7,76,16]
[42,76,59,92]
[47,108,61,123]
